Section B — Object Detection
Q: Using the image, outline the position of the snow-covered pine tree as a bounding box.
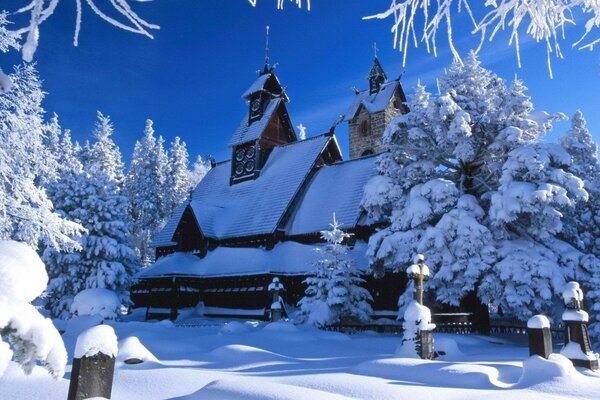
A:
[364,53,587,321]
[45,121,139,318]
[125,119,170,266]
[559,111,600,341]
[298,214,372,327]
[189,155,211,188]
[167,136,192,216]
[0,63,82,251]
[87,112,125,185]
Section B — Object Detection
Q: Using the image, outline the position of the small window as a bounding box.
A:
[360,120,369,135]
[361,149,374,156]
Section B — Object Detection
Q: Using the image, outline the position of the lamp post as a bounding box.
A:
[406,254,430,305]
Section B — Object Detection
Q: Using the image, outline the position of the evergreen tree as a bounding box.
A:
[87,112,125,185]
[125,119,170,266]
[44,122,138,318]
[189,155,210,188]
[364,53,587,321]
[0,63,82,251]
[298,214,372,327]
[167,136,192,215]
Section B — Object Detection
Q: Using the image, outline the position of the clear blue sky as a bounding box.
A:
[2,1,599,163]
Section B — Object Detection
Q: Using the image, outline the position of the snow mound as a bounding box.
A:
[118,336,158,364]
[435,337,463,359]
[354,358,501,389]
[518,354,576,387]
[220,321,250,334]
[74,324,118,359]
[70,288,120,320]
[0,240,48,303]
[177,378,352,400]
[262,321,300,333]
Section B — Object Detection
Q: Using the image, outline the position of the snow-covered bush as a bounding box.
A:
[364,53,587,321]
[298,214,372,327]
[70,288,121,320]
[0,240,67,379]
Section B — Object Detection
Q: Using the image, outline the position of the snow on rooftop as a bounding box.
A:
[228,98,283,146]
[343,81,399,121]
[139,241,369,278]
[241,73,270,99]
[287,155,378,236]
[189,135,331,240]
[151,202,187,248]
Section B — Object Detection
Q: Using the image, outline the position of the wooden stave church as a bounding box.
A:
[130,56,412,320]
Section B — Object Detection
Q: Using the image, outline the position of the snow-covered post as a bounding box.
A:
[527,315,552,359]
[406,254,430,305]
[560,282,599,370]
[68,325,118,400]
[268,277,284,322]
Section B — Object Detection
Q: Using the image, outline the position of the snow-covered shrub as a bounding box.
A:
[298,214,372,327]
[0,240,67,379]
[364,53,587,321]
[70,288,121,320]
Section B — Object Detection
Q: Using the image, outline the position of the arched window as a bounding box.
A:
[361,149,374,156]
[360,119,369,136]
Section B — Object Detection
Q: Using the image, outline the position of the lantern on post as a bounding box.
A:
[268,277,285,322]
[406,254,430,305]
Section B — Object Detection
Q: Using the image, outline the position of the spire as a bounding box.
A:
[263,25,271,75]
[368,46,387,94]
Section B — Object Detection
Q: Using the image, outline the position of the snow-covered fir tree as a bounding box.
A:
[126,119,170,266]
[0,63,82,251]
[364,53,587,321]
[86,112,125,185]
[167,136,192,215]
[559,111,600,340]
[189,155,211,188]
[298,214,372,327]
[44,123,138,318]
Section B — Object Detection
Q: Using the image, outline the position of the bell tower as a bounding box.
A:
[344,47,408,159]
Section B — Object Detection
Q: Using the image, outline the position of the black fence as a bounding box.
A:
[489,319,565,341]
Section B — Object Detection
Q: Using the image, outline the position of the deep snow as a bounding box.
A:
[1,311,600,399]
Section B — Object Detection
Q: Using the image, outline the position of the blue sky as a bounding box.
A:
[2,1,599,163]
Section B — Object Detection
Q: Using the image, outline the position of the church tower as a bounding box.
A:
[344,51,408,159]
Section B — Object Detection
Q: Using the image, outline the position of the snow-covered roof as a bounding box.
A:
[242,74,270,99]
[228,98,283,146]
[188,135,332,240]
[343,81,400,121]
[150,202,188,248]
[139,241,369,278]
[287,155,378,236]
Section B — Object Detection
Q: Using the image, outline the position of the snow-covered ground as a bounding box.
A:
[2,311,600,400]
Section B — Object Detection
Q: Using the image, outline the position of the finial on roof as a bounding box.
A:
[265,25,271,69]
[373,42,379,59]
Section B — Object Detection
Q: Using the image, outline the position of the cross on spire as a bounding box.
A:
[373,42,379,59]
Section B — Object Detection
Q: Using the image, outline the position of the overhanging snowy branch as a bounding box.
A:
[365,0,600,77]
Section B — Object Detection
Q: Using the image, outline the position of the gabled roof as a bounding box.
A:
[343,81,400,121]
[185,134,333,240]
[242,73,271,99]
[139,241,369,278]
[150,202,188,247]
[228,97,283,146]
[286,154,378,236]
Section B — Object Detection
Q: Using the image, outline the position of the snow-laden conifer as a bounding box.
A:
[190,155,210,189]
[45,123,138,318]
[364,53,587,321]
[126,119,170,266]
[298,214,372,327]
[167,136,192,215]
[87,112,125,185]
[0,64,82,250]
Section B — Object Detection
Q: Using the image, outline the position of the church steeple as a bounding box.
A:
[368,44,387,94]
